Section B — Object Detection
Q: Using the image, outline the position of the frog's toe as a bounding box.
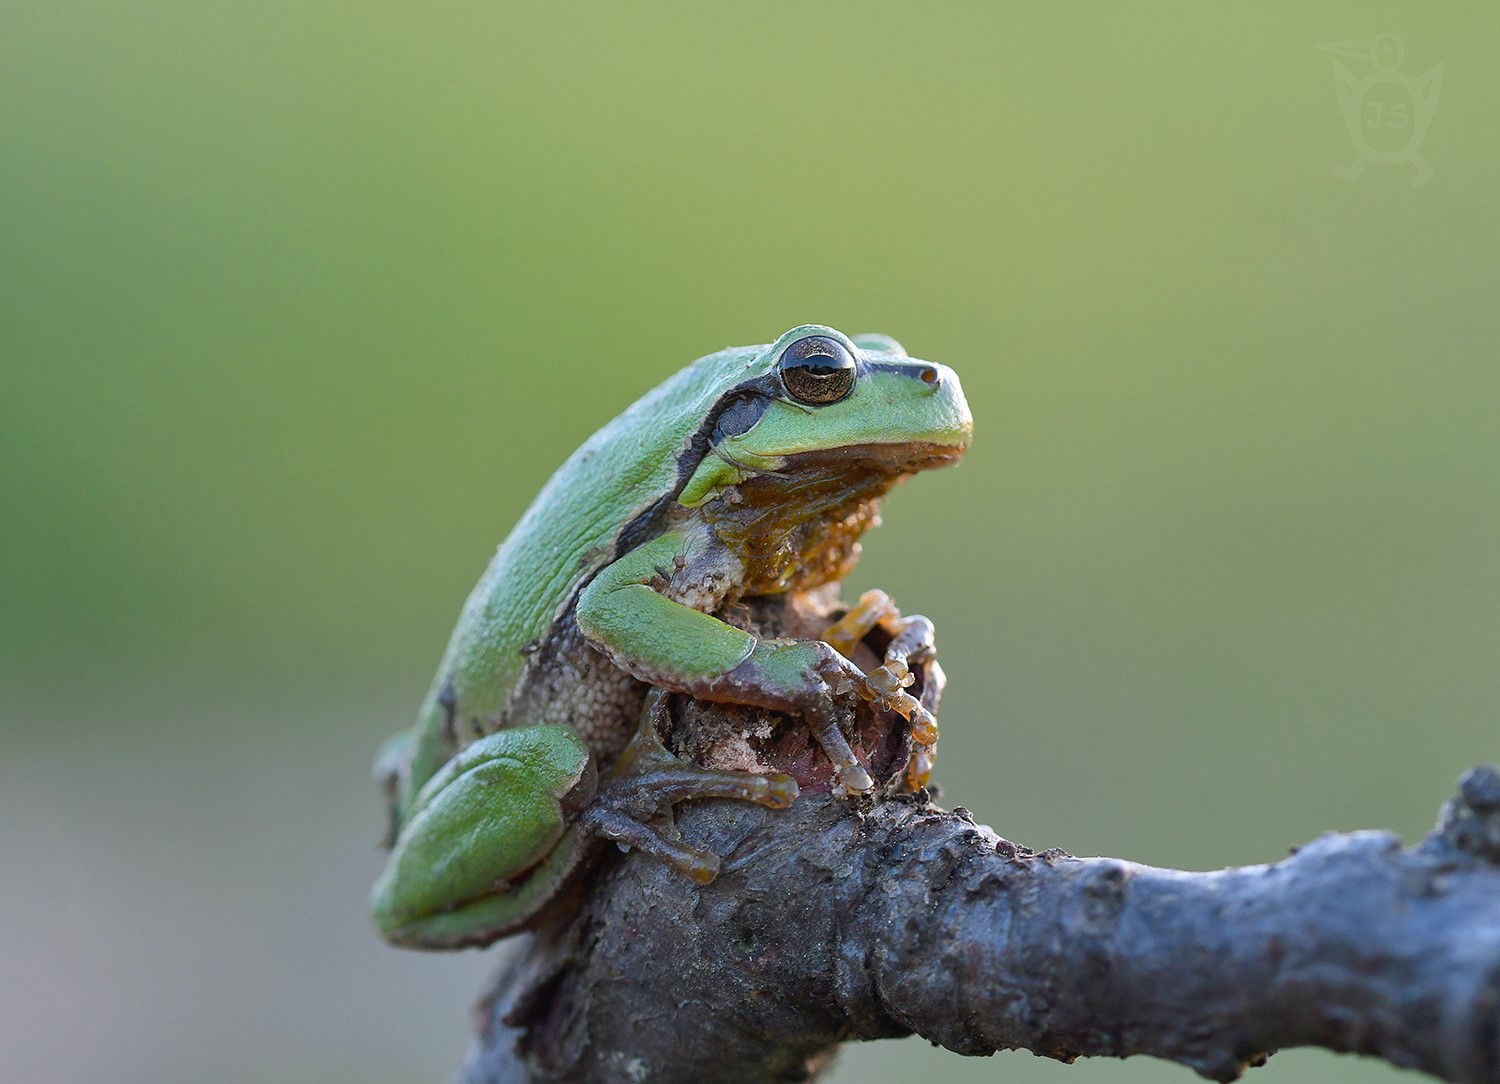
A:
[908,705,939,747]
[584,804,722,883]
[885,614,936,668]
[837,762,875,794]
[864,659,914,707]
[601,760,801,816]
[822,588,898,659]
[760,773,799,809]
[906,744,937,791]
[804,707,875,797]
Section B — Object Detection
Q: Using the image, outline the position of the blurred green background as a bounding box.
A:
[3,3,1496,1082]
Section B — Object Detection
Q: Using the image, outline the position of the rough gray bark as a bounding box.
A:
[456,758,1500,1084]
[447,592,1500,1083]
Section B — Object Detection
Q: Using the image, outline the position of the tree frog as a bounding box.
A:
[371,325,971,949]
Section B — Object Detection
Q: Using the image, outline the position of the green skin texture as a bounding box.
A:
[372,325,972,949]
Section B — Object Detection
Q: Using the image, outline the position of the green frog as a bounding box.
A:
[371,324,971,948]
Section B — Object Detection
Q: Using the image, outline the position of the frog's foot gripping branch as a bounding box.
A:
[581,689,799,884]
[823,589,943,789]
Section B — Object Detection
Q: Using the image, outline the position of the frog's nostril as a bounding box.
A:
[919,367,939,386]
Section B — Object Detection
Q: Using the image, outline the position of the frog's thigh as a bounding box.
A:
[371,725,594,948]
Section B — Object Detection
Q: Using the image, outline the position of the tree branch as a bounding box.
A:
[458,763,1500,1084]
[450,592,1500,1082]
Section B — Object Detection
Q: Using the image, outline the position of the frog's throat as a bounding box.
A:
[699,441,963,597]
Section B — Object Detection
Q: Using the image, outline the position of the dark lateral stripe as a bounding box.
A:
[613,370,781,555]
[614,360,933,553]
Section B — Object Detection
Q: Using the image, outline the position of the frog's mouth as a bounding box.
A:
[772,439,968,479]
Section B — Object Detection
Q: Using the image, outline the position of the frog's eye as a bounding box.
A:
[777,335,857,406]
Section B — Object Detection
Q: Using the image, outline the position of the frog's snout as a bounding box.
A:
[922,363,972,449]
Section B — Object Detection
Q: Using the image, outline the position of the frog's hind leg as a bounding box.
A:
[371,725,596,950]
[582,688,799,883]
[372,729,416,848]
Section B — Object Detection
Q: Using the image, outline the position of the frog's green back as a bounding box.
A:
[399,341,768,799]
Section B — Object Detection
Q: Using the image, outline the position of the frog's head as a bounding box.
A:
[678,324,972,507]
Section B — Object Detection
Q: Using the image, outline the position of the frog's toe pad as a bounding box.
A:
[758,773,799,808]
[837,763,875,794]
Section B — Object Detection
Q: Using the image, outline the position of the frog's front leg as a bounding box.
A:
[371,725,595,949]
[576,529,876,793]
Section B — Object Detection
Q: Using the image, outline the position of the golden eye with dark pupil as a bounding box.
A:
[777,335,857,405]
